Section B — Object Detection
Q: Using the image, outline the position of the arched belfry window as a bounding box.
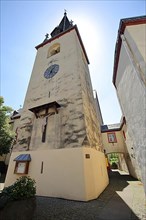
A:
[47,43,60,58]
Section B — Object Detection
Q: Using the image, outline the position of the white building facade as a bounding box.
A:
[113,16,146,192]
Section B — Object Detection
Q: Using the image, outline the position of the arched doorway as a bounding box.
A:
[106,152,129,174]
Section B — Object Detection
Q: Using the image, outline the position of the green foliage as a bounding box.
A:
[2,176,36,201]
[0,96,14,156]
[109,153,119,164]
[111,162,118,169]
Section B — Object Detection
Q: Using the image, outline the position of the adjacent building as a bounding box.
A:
[113,15,146,192]
[101,117,138,177]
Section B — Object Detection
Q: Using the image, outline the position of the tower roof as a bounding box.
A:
[36,13,89,64]
[51,11,73,38]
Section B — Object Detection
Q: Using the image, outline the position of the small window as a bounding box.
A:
[47,43,60,58]
[107,133,117,143]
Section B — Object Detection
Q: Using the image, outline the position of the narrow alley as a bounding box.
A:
[32,170,146,220]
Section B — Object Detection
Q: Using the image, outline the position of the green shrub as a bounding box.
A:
[2,176,36,201]
[111,162,118,169]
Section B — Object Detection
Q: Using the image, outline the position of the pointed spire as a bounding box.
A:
[63,9,67,31]
[50,11,73,38]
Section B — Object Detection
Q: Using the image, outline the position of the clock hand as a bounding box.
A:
[50,68,54,74]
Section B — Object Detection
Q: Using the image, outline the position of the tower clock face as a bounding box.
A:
[44,64,59,79]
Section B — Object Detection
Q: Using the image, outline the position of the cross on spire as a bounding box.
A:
[50,11,73,38]
[70,20,73,25]
[45,33,49,39]
[43,33,49,42]
[64,9,67,16]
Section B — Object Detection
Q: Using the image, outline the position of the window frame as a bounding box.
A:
[47,43,60,58]
[107,132,117,143]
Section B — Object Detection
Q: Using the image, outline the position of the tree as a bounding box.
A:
[0,96,14,156]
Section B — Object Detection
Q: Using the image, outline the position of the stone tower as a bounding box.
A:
[5,13,109,201]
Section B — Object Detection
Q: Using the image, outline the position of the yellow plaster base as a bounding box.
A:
[5,148,109,201]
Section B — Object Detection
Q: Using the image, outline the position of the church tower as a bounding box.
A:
[5,12,109,201]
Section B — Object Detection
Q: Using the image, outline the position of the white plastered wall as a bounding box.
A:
[115,23,146,192]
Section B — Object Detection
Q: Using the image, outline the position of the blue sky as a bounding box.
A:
[0,0,145,124]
